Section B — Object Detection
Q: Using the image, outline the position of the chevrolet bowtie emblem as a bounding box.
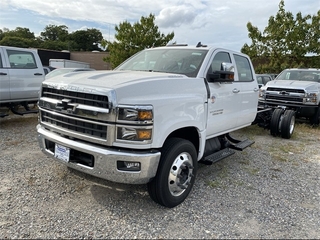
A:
[57,98,72,111]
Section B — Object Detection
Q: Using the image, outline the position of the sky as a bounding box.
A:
[0,0,319,52]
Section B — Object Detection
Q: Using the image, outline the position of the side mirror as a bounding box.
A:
[207,62,235,83]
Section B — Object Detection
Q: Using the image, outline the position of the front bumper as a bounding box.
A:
[258,100,318,117]
[37,124,161,184]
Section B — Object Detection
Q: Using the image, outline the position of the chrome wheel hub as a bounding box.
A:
[168,152,194,196]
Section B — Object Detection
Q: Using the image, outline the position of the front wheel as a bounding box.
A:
[147,138,198,208]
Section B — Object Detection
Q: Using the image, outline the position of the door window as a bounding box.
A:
[209,52,231,72]
[7,50,37,69]
[234,54,253,82]
[0,53,3,68]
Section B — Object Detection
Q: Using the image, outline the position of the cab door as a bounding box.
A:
[0,48,10,101]
[232,53,259,126]
[205,51,243,137]
[5,48,45,100]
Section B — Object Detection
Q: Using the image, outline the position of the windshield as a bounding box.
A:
[276,70,320,82]
[115,48,208,77]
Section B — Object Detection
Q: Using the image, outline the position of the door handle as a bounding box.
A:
[232,88,240,93]
[34,73,43,76]
[0,72,8,75]
[253,88,259,92]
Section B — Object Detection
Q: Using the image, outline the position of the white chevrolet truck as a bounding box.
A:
[259,68,320,126]
[0,46,45,117]
[37,43,286,207]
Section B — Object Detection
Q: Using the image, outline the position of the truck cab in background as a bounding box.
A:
[0,46,45,117]
[259,68,320,125]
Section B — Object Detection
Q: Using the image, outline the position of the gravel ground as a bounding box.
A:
[0,113,319,239]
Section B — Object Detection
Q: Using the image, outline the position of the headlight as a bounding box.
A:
[304,92,318,104]
[259,89,266,99]
[116,105,153,143]
[117,127,152,141]
[117,106,153,122]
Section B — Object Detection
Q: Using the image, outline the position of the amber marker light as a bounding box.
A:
[138,110,153,121]
[137,129,152,140]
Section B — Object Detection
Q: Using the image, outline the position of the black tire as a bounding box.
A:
[147,138,197,208]
[281,110,295,139]
[310,107,320,125]
[270,108,284,136]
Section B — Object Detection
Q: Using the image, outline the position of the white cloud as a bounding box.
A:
[156,6,198,28]
[1,0,319,51]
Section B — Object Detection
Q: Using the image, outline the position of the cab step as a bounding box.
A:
[229,139,255,151]
[201,148,235,165]
[9,103,38,116]
[226,133,255,151]
[0,112,9,118]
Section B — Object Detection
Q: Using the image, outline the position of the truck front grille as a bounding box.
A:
[265,95,304,103]
[266,87,305,94]
[42,87,109,108]
[41,110,107,140]
[265,87,305,104]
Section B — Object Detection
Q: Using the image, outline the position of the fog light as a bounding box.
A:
[117,161,141,171]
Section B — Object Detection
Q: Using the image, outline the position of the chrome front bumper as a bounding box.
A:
[37,124,161,184]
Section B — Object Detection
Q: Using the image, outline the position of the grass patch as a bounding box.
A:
[206,164,229,188]
[268,145,290,162]
[206,180,221,188]
[244,167,260,176]
[232,179,245,186]
[238,159,250,165]
[26,175,36,186]
[236,125,268,137]
[294,123,320,140]
[277,142,305,154]
[235,121,319,141]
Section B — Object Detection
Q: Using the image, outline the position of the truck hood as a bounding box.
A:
[41,69,205,106]
[266,80,319,90]
[43,70,187,89]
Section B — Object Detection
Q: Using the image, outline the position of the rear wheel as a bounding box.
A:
[310,107,320,125]
[270,108,284,136]
[147,138,197,208]
[281,110,295,139]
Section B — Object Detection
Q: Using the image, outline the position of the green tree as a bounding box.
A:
[309,10,320,54]
[241,0,320,73]
[0,28,5,41]
[37,25,70,51]
[69,28,103,51]
[5,27,35,39]
[0,36,35,48]
[104,14,174,68]
[38,40,70,51]
[0,27,38,48]
[40,24,69,41]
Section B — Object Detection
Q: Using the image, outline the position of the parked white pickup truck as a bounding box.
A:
[0,46,45,117]
[259,68,320,125]
[36,43,294,207]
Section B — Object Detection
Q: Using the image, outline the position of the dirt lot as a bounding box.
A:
[0,113,319,239]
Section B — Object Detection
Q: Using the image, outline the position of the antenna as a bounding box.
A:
[196,42,207,47]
